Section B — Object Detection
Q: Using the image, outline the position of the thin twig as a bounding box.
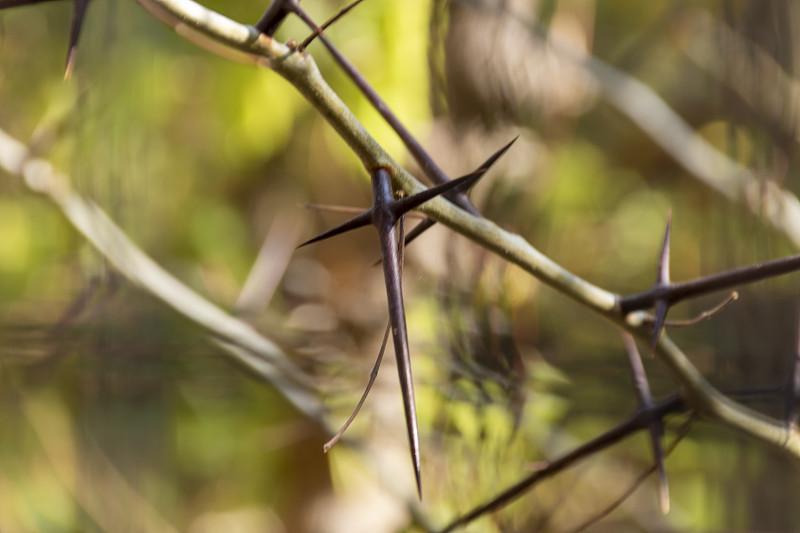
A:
[300,0,367,50]
[563,417,694,533]
[324,320,390,451]
[647,292,739,328]
[437,396,685,533]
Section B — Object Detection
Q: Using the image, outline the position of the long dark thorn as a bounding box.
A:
[622,333,669,514]
[468,136,518,180]
[564,418,693,533]
[297,210,372,248]
[393,137,517,216]
[64,0,90,80]
[393,168,485,216]
[300,0,367,50]
[324,320,390,452]
[324,216,406,451]
[373,169,421,498]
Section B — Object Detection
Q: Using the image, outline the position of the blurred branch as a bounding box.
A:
[235,209,304,317]
[510,10,800,250]
[22,390,181,533]
[0,126,327,426]
[682,13,800,146]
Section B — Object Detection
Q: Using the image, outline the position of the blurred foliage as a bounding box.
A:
[2,0,800,532]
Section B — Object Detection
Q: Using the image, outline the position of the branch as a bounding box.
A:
[0,126,327,426]
[469,3,800,251]
[575,36,800,250]
[438,396,686,533]
[682,12,800,147]
[620,252,800,314]
[131,0,618,314]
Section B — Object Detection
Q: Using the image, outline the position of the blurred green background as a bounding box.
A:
[2,0,800,531]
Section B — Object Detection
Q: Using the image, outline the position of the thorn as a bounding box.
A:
[651,211,673,352]
[658,467,671,514]
[64,0,90,80]
[650,418,669,514]
[254,0,297,36]
[302,166,436,495]
[657,210,672,285]
[621,333,669,515]
[393,138,516,217]
[392,169,482,216]
[324,216,407,451]
[651,298,669,354]
[324,320,391,452]
[372,169,422,498]
[471,136,518,178]
[296,210,372,248]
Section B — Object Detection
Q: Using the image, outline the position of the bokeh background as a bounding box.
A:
[2,0,800,531]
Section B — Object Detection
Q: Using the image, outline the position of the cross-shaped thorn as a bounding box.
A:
[298,145,508,498]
